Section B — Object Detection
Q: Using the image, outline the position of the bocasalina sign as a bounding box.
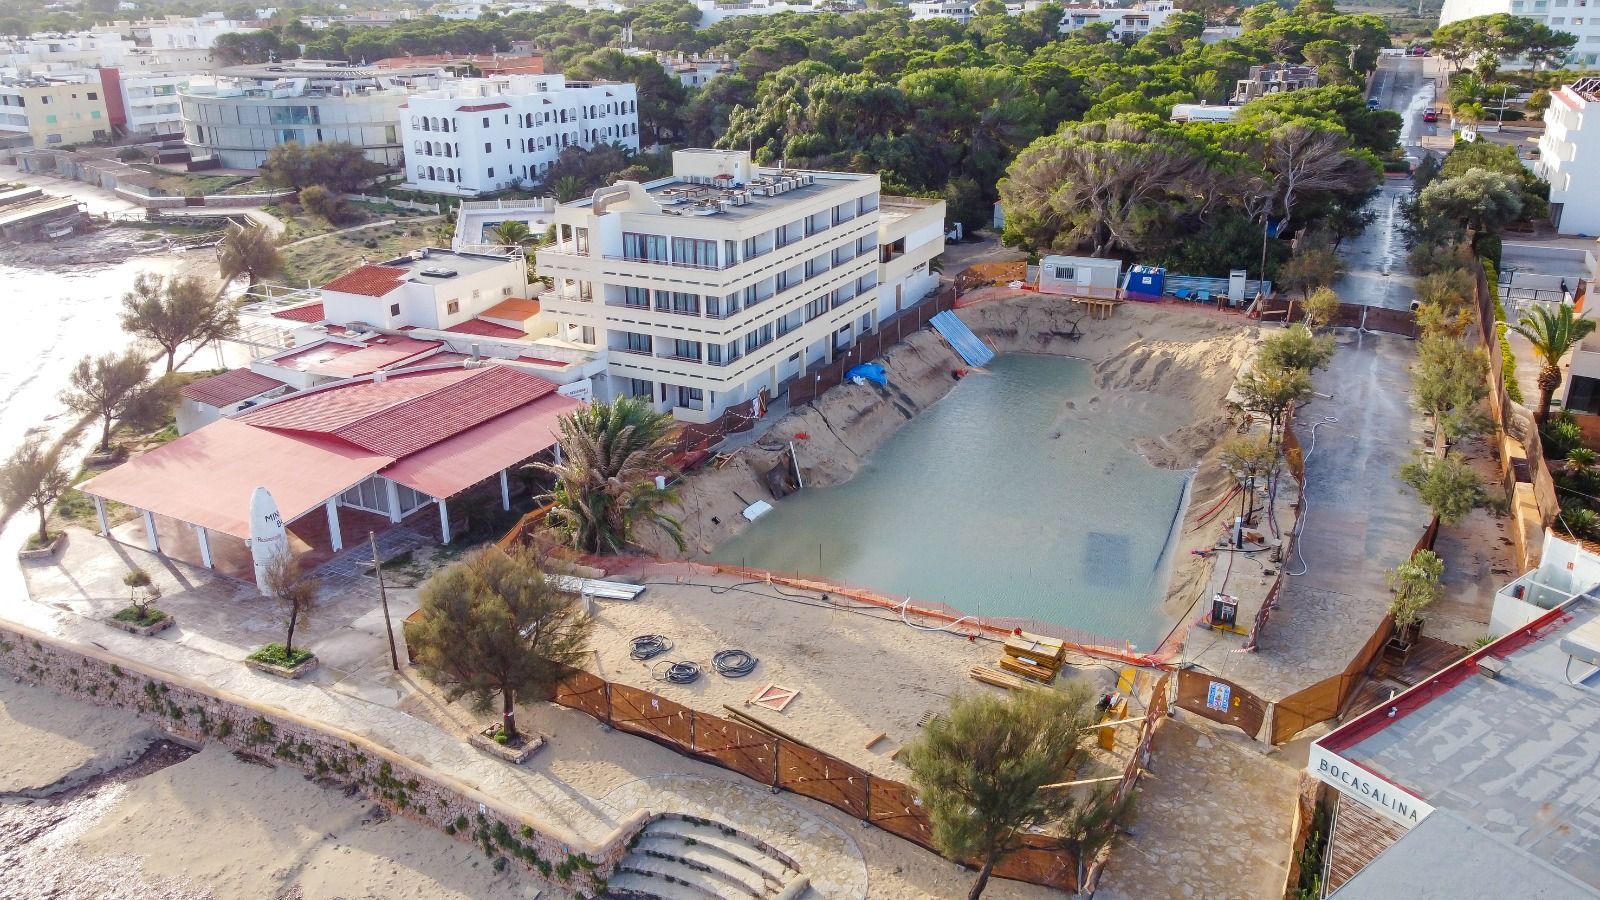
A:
[1308,743,1435,828]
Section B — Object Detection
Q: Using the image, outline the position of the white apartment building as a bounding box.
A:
[914,0,1177,36]
[400,74,639,196]
[875,196,945,322]
[1056,0,1177,38]
[690,0,827,26]
[1536,79,1600,234]
[116,69,193,133]
[1441,0,1600,67]
[910,0,974,24]
[91,15,257,51]
[535,149,945,425]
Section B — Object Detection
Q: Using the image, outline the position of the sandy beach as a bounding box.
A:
[0,677,547,900]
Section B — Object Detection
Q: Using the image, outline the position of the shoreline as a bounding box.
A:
[637,293,1255,653]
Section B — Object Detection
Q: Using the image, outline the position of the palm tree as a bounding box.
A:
[1512,302,1598,422]
[490,219,532,247]
[217,223,283,288]
[551,175,588,203]
[534,397,685,554]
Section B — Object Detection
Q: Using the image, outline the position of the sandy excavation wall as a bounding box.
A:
[642,294,1259,592]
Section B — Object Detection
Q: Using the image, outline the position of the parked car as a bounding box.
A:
[1423,107,1438,122]
[1367,97,1381,110]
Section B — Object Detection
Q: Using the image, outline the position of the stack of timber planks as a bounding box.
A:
[996,631,1066,684]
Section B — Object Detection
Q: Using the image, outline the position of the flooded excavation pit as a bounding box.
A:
[711,354,1191,650]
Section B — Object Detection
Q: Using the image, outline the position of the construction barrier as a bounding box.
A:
[549,665,1088,893]
[1174,670,1270,740]
[787,288,957,407]
[1254,296,1419,337]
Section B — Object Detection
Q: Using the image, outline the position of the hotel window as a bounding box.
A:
[672,237,717,268]
[580,326,595,344]
[575,227,589,253]
[623,286,650,308]
[669,339,701,361]
[629,378,652,397]
[624,332,652,353]
[622,232,668,262]
[447,300,460,314]
[389,303,401,316]
[707,343,722,364]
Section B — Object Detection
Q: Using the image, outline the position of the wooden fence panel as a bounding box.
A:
[1175,670,1268,740]
[610,683,693,750]
[691,713,779,787]
[867,779,937,850]
[995,840,1079,893]
[777,739,870,820]
[553,669,609,723]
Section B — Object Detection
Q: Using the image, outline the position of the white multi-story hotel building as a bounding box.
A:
[535,149,945,425]
[1440,0,1600,66]
[1536,78,1600,235]
[399,74,638,196]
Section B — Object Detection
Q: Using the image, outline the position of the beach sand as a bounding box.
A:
[0,678,547,900]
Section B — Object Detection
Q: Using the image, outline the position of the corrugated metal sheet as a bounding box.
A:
[1326,793,1409,895]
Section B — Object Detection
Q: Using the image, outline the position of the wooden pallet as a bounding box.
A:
[998,655,1058,684]
[970,664,1034,692]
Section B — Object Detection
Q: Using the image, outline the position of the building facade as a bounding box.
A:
[1231,63,1319,104]
[0,74,112,147]
[1056,1,1177,38]
[535,149,946,425]
[1537,79,1600,235]
[400,74,638,196]
[179,62,434,168]
[1440,0,1600,67]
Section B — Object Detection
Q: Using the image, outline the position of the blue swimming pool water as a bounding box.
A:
[709,354,1189,650]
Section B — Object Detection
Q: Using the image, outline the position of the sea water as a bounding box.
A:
[710,354,1189,650]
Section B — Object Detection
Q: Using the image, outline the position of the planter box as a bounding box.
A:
[18,533,66,561]
[105,611,176,637]
[245,653,319,680]
[469,725,545,764]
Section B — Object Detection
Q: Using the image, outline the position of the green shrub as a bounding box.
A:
[248,643,314,668]
[112,606,167,627]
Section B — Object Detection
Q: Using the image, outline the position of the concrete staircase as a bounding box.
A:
[606,814,810,899]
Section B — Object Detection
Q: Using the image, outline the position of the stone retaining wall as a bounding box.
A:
[0,621,643,897]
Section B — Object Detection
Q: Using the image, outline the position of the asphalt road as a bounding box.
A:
[1329,55,1438,312]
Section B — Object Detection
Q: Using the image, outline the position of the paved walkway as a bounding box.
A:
[1095,714,1299,900]
[10,530,1000,899]
[1188,332,1427,702]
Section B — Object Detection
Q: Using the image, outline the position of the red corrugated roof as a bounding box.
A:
[393,351,472,369]
[386,390,579,498]
[457,102,511,112]
[266,337,442,378]
[444,318,525,339]
[78,418,390,540]
[272,302,326,323]
[179,369,287,408]
[240,365,558,458]
[323,264,409,297]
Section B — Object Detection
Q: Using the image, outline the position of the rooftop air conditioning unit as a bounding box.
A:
[420,267,458,277]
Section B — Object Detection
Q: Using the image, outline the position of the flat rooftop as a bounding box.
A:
[571,167,869,223]
[376,248,513,281]
[878,195,943,226]
[1330,597,1600,892]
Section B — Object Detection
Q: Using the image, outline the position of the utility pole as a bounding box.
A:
[371,531,400,671]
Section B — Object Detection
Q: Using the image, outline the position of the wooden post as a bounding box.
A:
[771,738,781,793]
[371,531,400,671]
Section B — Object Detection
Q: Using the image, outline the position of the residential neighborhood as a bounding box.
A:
[2,1,1600,899]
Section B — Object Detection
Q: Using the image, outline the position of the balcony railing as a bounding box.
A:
[611,345,654,357]
[658,351,704,364]
[654,305,702,318]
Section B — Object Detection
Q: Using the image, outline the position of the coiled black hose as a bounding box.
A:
[712,649,758,678]
[652,659,702,684]
[630,634,673,661]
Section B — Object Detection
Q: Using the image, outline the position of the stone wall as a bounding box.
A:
[0,622,643,897]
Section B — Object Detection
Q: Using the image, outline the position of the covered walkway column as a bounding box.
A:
[325,498,343,552]
[384,480,402,524]
[499,469,511,512]
[437,499,452,544]
[141,509,159,554]
[193,524,213,569]
[93,496,109,536]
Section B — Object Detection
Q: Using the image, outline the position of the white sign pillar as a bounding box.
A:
[438,498,452,544]
[499,469,511,511]
[194,525,213,569]
[249,486,288,596]
[141,509,160,554]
